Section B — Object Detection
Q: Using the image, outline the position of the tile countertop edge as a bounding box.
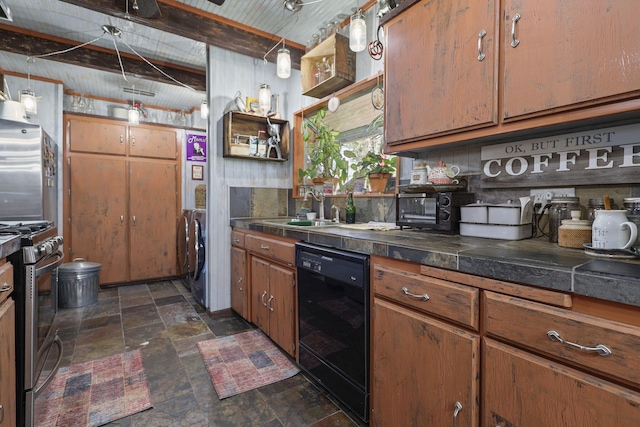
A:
[230,218,640,308]
[0,235,22,259]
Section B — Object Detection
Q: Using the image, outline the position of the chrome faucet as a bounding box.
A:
[304,190,326,220]
[331,205,340,223]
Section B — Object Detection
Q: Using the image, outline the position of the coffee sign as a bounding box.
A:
[480,123,640,187]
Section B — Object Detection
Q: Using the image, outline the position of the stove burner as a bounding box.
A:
[0,221,53,235]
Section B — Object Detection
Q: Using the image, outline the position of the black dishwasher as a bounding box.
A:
[295,242,370,422]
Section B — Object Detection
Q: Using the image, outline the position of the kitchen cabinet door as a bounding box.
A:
[66,116,127,155]
[385,0,498,145]
[267,264,296,357]
[502,0,640,121]
[484,338,640,426]
[129,160,178,281]
[372,298,479,427]
[129,126,177,160]
[69,155,128,284]
[251,256,271,334]
[230,245,248,320]
[0,298,16,427]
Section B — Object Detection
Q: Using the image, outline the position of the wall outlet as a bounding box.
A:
[530,188,575,214]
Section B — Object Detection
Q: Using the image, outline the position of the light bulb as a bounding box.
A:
[128,107,140,125]
[277,48,291,79]
[350,10,367,52]
[259,84,271,115]
[200,100,209,120]
[20,90,37,114]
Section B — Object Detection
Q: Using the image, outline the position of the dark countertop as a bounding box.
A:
[230,218,640,308]
[0,235,21,259]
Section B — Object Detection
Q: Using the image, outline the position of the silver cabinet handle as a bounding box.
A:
[453,402,462,427]
[261,290,267,307]
[547,330,612,356]
[401,287,429,301]
[0,282,11,292]
[477,29,487,61]
[237,276,243,291]
[132,215,136,226]
[511,13,521,47]
[120,134,124,144]
[131,135,136,146]
[120,215,125,226]
[267,295,274,312]
[260,244,270,250]
[233,238,240,243]
[0,404,3,423]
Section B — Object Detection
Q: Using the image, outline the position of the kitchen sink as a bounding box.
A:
[259,218,340,227]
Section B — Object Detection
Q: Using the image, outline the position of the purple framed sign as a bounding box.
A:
[186,133,207,162]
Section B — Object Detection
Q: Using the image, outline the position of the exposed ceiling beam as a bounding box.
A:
[59,0,306,69]
[0,24,206,91]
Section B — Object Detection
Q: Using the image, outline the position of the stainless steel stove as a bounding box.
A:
[5,221,64,427]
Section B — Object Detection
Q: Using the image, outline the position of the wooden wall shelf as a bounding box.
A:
[222,112,290,161]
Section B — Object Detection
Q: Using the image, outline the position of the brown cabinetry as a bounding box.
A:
[245,231,297,357]
[0,260,15,427]
[383,0,640,150]
[384,0,498,145]
[64,114,180,285]
[483,291,640,426]
[230,230,248,320]
[371,259,479,426]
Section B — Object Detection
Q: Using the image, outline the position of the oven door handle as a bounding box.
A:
[35,250,64,278]
[34,331,63,398]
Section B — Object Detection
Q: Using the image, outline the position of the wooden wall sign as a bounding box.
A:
[480,123,640,188]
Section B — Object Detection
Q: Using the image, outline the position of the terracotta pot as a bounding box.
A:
[368,172,391,193]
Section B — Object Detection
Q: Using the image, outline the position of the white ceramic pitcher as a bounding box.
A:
[591,210,638,250]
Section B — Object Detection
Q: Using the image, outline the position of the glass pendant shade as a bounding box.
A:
[128,107,140,125]
[259,84,271,113]
[349,10,367,52]
[19,90,37,114]
[277,48,291,79]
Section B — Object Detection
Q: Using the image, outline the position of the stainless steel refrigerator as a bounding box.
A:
[0,118,58,223]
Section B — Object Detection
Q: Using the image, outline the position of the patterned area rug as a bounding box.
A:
[36,350,152,427]
[198,329,299,399]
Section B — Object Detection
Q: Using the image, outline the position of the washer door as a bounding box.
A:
[189,218,205,281]
[177,214,189,276]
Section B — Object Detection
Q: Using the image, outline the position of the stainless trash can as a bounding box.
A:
[57,258,101,308]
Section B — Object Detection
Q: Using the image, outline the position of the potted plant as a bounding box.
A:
[297,108,349,190]
[350,150,397,193]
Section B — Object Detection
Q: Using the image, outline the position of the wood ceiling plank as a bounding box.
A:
[0,24,206,91]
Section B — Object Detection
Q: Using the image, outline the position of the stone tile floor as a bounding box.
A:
[51,279,367,427]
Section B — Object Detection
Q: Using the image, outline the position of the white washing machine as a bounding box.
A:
[177,209,194,290]
[189,209,207,308]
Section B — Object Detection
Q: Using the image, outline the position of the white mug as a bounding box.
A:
[591,210,638,250]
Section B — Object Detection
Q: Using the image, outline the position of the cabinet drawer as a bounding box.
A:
[485,291,640,386]
[373,264,479,330]
[231,230,245,248]
[0,261,14,305]
[245,233,296,266]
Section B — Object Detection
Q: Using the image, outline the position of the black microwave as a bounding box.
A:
[396,192,475,233]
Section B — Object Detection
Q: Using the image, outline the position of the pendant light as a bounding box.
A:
[277,46,291,79]
[259,84,271,115]
[350,9,367,52]
[128,84,140,125]
[20,56,38,114]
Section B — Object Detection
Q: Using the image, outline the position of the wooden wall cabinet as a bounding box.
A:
[64,115,180,285]
[230,230,249,320]
[244,231,297,358]
[0,260,15,427]
[383,0,640,151]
